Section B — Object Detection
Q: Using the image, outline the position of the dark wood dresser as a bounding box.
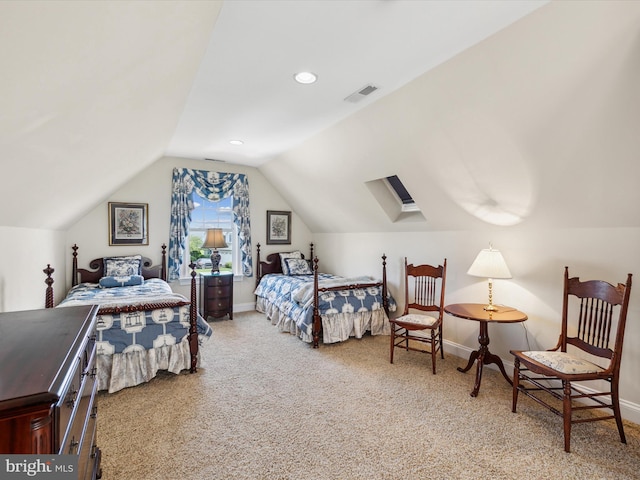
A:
[200,272,233,320]
[0,305,102,480]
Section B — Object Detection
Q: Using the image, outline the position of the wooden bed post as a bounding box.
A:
[44,264,54,308]
[382,253,389,315]
[72,244,79,287]
[309,243,314,261]
[188,262,198,373]
[256,243,262,289]
[312,256,320,348]
[160,243,167,281]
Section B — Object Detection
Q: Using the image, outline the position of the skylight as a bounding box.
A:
[385,175,419,212]
[365,175,425,223]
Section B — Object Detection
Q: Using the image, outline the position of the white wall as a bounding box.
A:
[65,156,312,308]
[313,228,640,423]
[0,226,66,312]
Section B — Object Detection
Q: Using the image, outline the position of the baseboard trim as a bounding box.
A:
[232,302,256,313]
[443,339,640,425]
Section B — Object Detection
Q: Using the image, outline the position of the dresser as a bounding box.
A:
[200,273,233,320]
[0,305,101,480]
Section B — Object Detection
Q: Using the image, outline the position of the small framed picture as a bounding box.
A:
[266,210,291,245]
[108,202,149,245]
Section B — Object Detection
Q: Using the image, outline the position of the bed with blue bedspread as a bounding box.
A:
[45,244,212,393]
[254,244,395,347]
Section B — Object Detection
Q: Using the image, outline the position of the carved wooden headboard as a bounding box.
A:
[255,242,314,287]
[71,243,168,286]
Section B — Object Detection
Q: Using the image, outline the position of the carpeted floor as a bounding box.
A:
[98,311,640,479]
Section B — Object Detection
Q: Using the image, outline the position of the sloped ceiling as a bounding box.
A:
[2,1,639,235]
[261,1,640,233]
[166,0,548,166]
[0,1,222,230]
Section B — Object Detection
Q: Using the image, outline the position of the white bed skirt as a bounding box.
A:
[97,335,204,394]
[256,297,390,344]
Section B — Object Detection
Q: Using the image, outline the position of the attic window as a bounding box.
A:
[385,175,419,212]
[365,175,425,223]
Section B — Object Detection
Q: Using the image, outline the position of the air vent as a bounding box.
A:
[344,84,379,103]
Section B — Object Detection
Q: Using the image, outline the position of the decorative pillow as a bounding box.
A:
[104,255,142,277]
[99,274,144,288]
[279,251,302,275]
[284,258,312,275]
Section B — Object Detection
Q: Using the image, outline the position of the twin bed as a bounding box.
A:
[44,244,212,393]
[254,243,395,347]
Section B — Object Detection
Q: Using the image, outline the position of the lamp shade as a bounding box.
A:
[202,228,228,249]
[467,246,512,279]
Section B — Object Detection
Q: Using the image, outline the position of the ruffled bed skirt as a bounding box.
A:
[256,297,390,344]
[97,335,203,393]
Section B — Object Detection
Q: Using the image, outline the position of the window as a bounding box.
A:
[385,175,420,213]
[179,192,237,278]
[365,174,426,223]
[168,168,252,280]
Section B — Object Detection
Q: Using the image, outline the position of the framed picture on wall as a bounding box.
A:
[109,202,149,245]
[266,210,291,245]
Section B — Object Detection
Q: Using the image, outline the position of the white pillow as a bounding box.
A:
[279,251,302,275]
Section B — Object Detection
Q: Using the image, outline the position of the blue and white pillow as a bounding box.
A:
[104,255,142,277]
[285,258,312,275]
[279,251,302,275]
[99,274,144,288]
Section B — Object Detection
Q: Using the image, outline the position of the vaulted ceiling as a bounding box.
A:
[2,0,639,234]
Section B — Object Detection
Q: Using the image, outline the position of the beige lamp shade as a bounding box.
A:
[202,228,228,249]
[467,246,512,280]
[467,244,511,311]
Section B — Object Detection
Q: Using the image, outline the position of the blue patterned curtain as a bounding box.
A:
[168,168,253,280]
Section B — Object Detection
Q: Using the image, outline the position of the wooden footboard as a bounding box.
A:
[43,244,200,374]
[311,254,389,348]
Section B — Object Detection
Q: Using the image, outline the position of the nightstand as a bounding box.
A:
[200,273,233,320]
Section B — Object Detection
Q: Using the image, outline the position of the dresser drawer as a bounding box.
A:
[60,347,97,456]
[57,357,82,452]
[76,389,98,480]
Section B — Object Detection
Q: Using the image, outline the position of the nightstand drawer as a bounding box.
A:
[207,275,232,287]
[207,298,231,317]
[205,285,232,298]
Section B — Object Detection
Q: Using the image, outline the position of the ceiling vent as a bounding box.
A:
[344,84,379,103]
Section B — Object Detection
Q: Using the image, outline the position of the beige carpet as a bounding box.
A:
[98,311,640,479]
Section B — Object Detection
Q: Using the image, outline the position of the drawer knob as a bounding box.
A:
[66,388,78,408]
[69,438,79,455]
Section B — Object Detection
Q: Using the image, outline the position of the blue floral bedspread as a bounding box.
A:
[254,273,396,332]
[58,279,212,354]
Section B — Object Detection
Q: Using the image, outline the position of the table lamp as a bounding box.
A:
[202,228,228,274]
[467,244,512,311]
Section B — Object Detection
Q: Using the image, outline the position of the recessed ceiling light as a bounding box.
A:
[294,71,317,84]
[229,139,244,146]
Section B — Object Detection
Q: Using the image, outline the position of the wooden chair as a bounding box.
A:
[511,267,632,452]
[389,258,447,374]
